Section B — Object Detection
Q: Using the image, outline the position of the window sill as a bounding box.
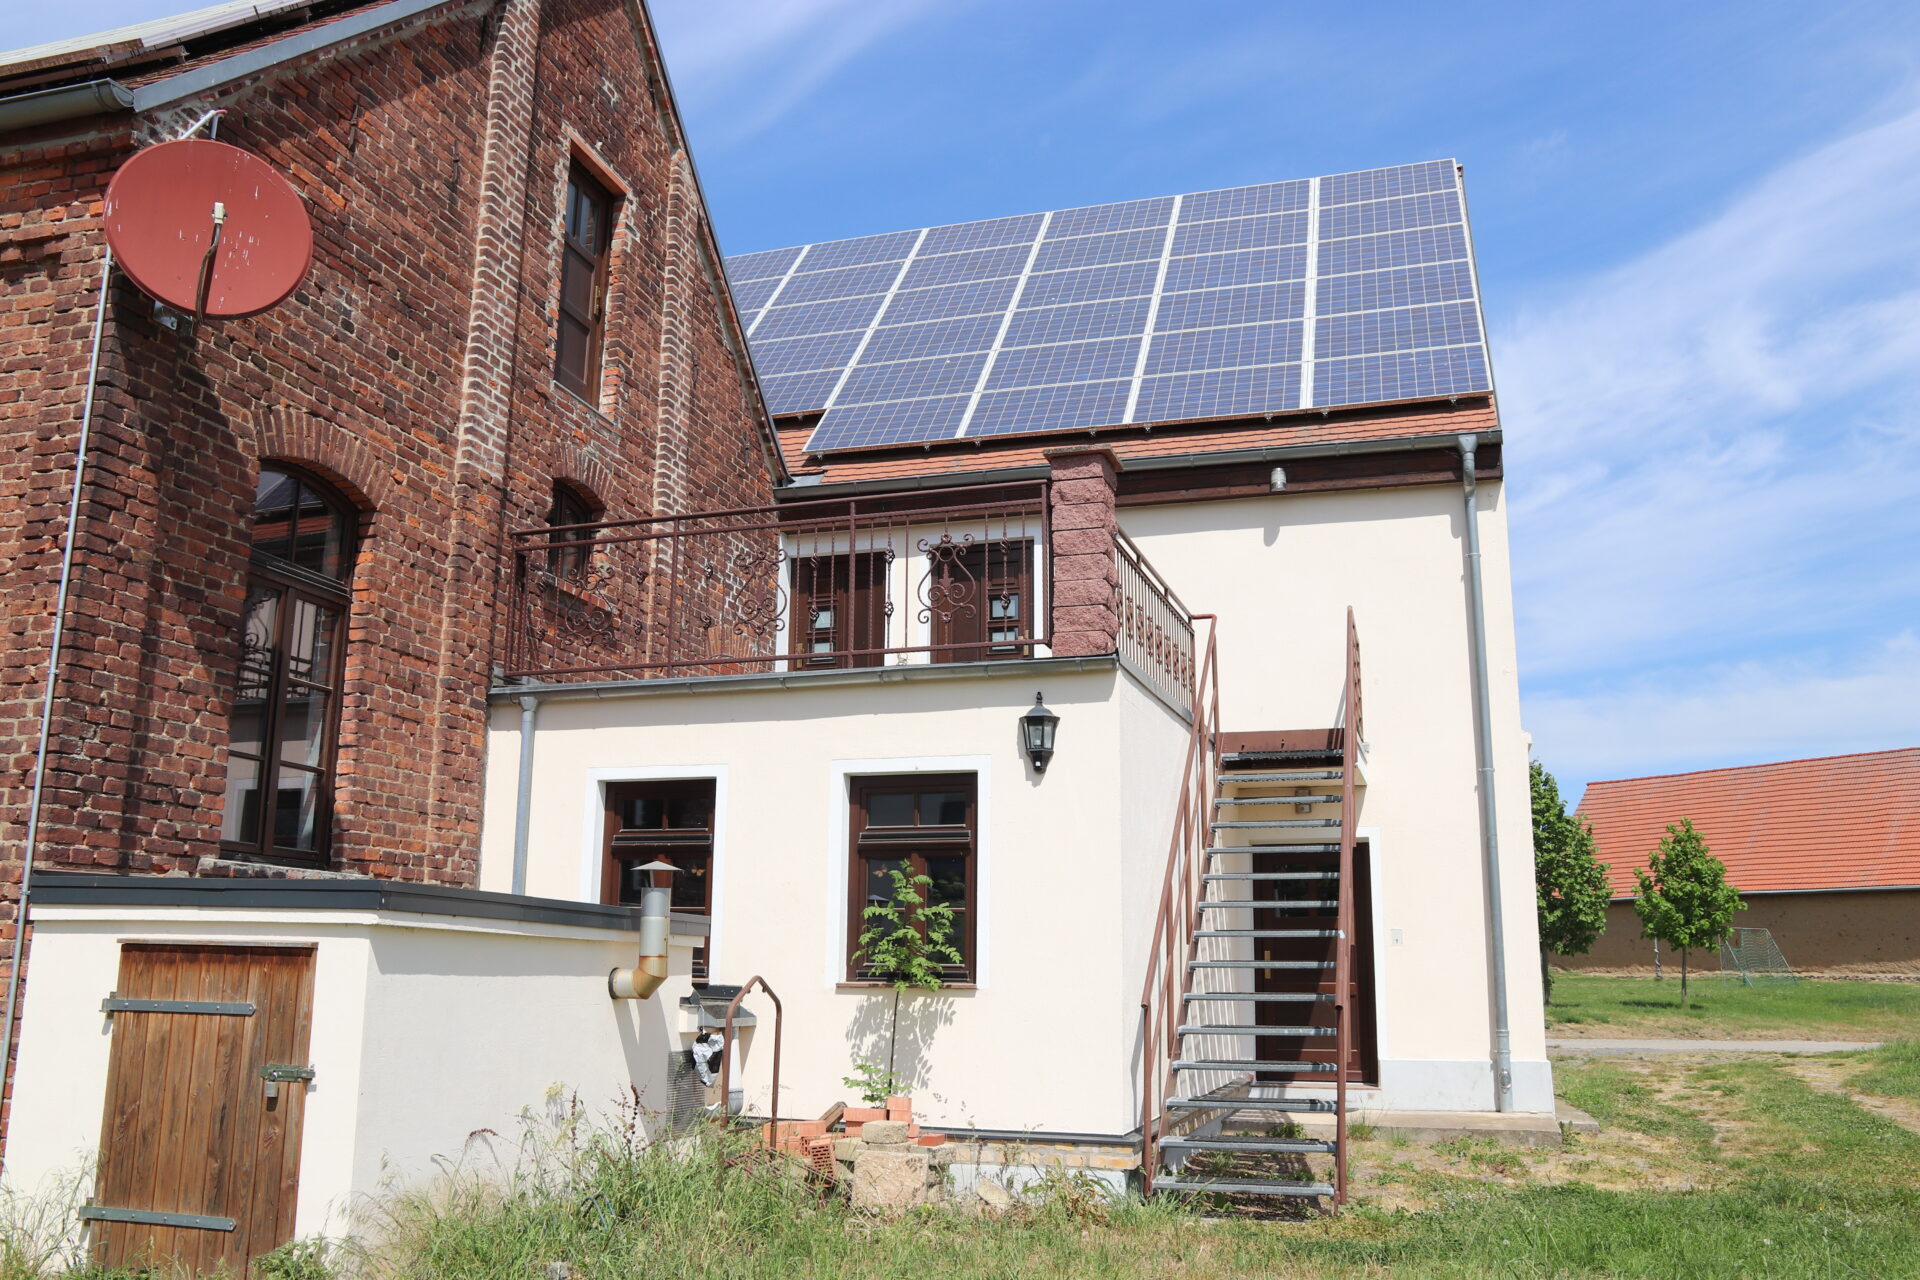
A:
[552,379,612,422]
[836,981,976,992]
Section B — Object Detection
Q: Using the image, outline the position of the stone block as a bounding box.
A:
[861,1119,910,1145]
[833,1138,865,1162]
[851,1146,932,1211]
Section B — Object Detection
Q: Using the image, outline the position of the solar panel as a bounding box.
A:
[724,160,1493,453]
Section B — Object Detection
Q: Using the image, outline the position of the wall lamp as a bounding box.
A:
[1021,692,1060,773]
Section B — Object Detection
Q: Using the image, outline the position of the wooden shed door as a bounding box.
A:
[89,944,316,1275]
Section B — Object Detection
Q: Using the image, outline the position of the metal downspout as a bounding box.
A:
[0,109,232,1121]
[0,243,116,1120]
[1458,433,1515,1113]
[510,694,538,896]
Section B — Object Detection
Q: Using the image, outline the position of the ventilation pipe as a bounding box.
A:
[1458,433,1516,1113]
[608,861,677,999]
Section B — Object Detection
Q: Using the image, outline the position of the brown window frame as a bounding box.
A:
[602,778,715,979]
[544,480,601,583]
[220,466,356,867]
[555,163,617,400]
[790,551,891,669]
[930,540,1034,663]
[847,774,977,984]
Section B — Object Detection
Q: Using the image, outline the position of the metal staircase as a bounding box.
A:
[1140,610,1364,1207]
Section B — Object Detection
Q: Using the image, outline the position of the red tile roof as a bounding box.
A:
[779,397,1496,485]
[1576,748,1920,897]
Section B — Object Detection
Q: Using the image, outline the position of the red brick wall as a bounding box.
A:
[0,0,776,1137]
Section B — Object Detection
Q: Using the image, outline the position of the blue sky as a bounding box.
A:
[8,0,1919,800]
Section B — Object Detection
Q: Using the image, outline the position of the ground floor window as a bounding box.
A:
[848,774,976,983]
[604,779,714,977]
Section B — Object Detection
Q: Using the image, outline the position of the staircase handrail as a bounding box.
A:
[1137,613,1220,1191]
[1332,606,1361,1203]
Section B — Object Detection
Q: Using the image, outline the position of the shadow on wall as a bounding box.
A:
[843,988,960,1094]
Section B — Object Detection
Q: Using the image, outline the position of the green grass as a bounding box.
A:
[1544,972,1920,1039]
[1855,1039,1920,1101]
[8,1060,1919,1280]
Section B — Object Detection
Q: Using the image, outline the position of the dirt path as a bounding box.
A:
[1779,1057,1920,1137]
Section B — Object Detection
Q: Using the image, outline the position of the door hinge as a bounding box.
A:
[101,995,255,1016]
[79,1205,236,1231]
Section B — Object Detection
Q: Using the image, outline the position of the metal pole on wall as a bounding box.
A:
[0,107,228,1128]
[0,242,114,1123]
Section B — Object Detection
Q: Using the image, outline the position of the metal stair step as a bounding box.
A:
[1154,1176,1335,1198]
[1189,959,1333,970]
[1160,1136,1338,1155]
[1184,991,1334,1003]
[1215,795,1342,807]
[1179,1024,1336,1037]
[1208,844,1341,855]
[1211,819,1342,829]
[1173,1059,1340,1072]
[1194,928,1342,938]
[1221,751,1342,765]
[1196,899,1339,909]
[1219,770,1343,784]
[1167,1095,1342,1113]
[1201,871,1339,882]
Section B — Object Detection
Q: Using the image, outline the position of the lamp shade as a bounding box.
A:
[1021,692,1060,772]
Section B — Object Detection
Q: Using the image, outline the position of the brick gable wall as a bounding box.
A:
[0,0,776,1139]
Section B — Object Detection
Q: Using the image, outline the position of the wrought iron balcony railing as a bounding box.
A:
[503,481,1196,713]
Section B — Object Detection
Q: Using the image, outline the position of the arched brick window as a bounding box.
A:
[544,479,602,582]
[219,465,357,864]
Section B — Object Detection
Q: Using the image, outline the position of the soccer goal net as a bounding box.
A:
[1719,927,1796,986]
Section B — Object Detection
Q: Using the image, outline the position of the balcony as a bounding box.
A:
[504,469,1195,712]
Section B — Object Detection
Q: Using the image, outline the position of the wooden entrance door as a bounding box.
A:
[1252,844,1378,1084]
[89,943,316,1275]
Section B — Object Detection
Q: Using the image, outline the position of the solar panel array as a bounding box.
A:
[725,160,1491,453]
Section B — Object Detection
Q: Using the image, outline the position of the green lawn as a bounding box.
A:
[12,1052,1919,1280]
[1544,971,1920,1039]
[1856,1038,1920,1101]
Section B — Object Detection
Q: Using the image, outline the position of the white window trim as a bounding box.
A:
[579,765,730,973]
[827,755,993,990]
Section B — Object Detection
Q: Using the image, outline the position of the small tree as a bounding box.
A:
[1531,760,1611,1003]
[1632,818,1744,1007]
[846,868,961,1095]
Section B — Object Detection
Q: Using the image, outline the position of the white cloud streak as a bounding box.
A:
[649,0,946,147]
[1501,93,1920,748]
[1528,633,1920,798]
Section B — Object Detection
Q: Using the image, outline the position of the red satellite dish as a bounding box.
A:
[103,139,313,319]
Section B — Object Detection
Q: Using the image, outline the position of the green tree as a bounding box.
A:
[847,868,960,1093]
[1531,760,1611,1003]
[1632,818,1745,1007]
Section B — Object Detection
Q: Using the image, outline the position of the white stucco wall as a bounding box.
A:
[480,662,1194,1136]
[2,907,698,1239]
[1120,478,1550,1111]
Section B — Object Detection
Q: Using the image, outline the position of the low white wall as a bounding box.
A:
[2,906,698,1239]
[482,662,1195,1136]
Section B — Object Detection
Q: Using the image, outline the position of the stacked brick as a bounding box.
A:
[0,0,779,1142]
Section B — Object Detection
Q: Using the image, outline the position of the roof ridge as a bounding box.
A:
[1580,746,1920,794]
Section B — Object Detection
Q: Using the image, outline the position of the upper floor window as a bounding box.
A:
[221,465,356,864]
[545,480,601,582]
[555,164,617,399]
[931,541,1033,663]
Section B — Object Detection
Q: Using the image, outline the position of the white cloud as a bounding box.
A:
[1498,95,1920,684]
[649,0,949,146]
[1528,633,1920,798]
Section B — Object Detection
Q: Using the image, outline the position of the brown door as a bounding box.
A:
[930,542,1033,663]
[1253,844,1378,1084]
[791,552,889,668]
[89,943,317,1276]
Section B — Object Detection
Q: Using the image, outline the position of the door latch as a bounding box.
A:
[259,1063,315,1099]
